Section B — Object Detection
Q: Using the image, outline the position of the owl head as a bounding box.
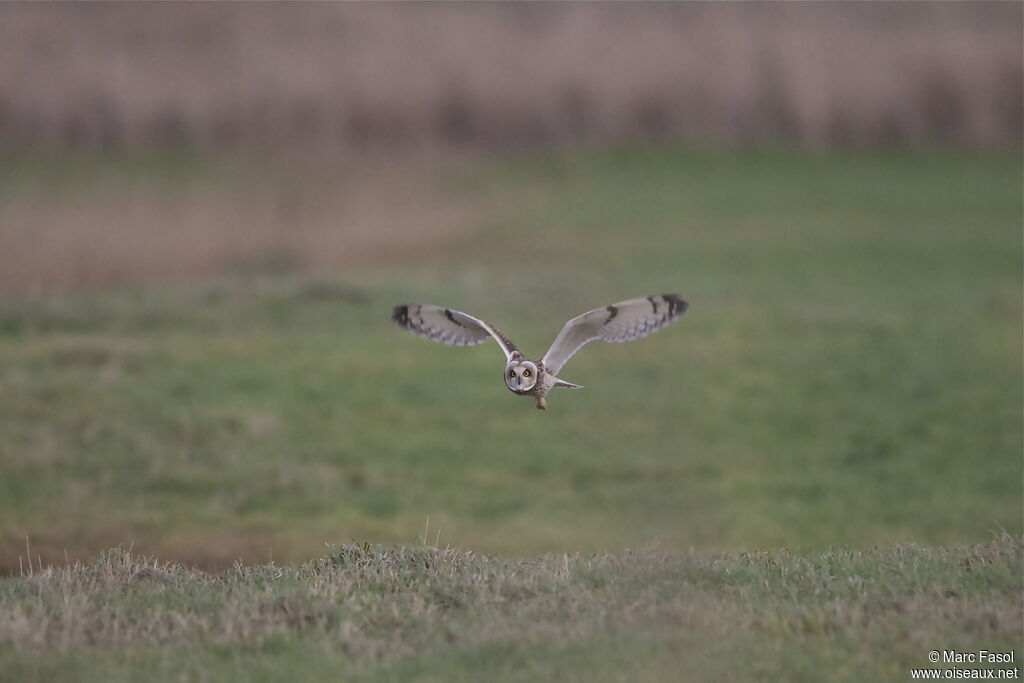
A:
[504,360,539,393]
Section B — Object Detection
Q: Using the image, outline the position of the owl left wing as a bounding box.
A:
[392,304,520,361]
[541,294,688,376]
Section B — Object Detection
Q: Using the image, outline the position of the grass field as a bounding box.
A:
[0,146,1021,679]
[2,537,1020,682]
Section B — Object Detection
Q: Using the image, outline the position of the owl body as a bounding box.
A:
[393,294,687,410]
[503,357,578,409]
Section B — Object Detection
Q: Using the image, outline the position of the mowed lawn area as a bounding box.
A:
[0,147,1020,680]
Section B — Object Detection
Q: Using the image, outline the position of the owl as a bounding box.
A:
[392,294,688,410]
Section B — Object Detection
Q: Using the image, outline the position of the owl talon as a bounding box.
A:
[535,397,547,410]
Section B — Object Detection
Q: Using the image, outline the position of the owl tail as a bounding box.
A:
[553,378,583,389]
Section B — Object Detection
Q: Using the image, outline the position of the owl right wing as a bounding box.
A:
[392,304,520,362]
[541,294,688,376]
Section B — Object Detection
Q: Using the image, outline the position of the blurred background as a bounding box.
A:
[1,2,1021,572]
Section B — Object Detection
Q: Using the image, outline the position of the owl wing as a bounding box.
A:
[540,294,688,376]
[392,304,520,361]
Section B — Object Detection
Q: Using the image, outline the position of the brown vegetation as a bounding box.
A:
[0,156,490,292]
[0,3,1020,151]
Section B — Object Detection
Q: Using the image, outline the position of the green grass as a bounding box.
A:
[1,536,1020,682]
[1,146,1019,567]
[0,145,1020,679]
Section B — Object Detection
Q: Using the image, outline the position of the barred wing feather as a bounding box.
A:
[392,304,520,361]
[541,294,687,375]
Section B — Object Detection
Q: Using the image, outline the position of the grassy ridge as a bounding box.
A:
[1,536,1020,682]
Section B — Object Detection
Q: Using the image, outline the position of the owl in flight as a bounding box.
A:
[392,294,687,410]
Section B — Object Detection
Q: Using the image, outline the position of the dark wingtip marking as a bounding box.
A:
[604,305,619,325]
[444,308,464,327]
[647,296,659,314]
[662,294,688,317]
[392,304,410,326]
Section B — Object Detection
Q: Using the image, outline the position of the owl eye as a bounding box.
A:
[522,369,531,377]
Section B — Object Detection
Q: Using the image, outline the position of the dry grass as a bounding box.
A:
[0,3,1019,150]
[0,154,491,291]
[0,537,1020,680]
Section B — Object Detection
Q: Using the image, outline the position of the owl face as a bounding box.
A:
[504,360,539,393]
